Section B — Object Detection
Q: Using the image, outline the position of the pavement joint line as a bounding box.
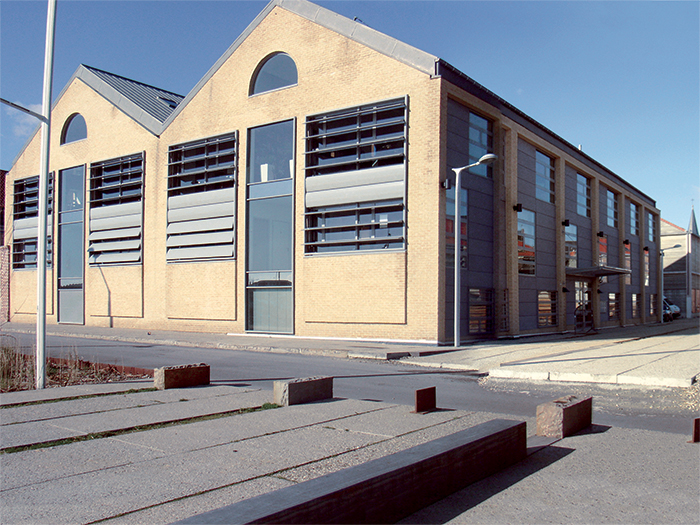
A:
[0,386,159,409]
[2,401,166,426]
[83,410,483,525]
[0,405,272,454]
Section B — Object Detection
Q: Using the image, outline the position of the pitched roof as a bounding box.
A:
[77,65,184,133]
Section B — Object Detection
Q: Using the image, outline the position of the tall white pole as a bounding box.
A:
[453,168,463,347]
[36,0,57,389]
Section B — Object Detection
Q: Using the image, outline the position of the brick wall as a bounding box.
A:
[0,245,9,323]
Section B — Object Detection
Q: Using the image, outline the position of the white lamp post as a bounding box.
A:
[451,153,497,347]
[660,243,682,323]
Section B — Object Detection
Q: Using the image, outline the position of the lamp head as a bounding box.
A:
[477,153,498,165]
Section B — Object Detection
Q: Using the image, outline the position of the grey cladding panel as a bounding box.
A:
[305,164,405,208]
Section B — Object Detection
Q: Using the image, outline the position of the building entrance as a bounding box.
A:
[574,280,593,332]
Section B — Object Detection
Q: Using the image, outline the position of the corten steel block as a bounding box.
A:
[153,363,210,390]
[693,418,700,443]
[174,419,527,525]
[536,395,592,438]
[415,386,437,413]
[273,376,333,406]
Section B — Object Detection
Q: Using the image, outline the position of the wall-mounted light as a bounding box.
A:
[562,287,570,293]
[643,246,649,252]
[513,203,523,212]
[597,231,605,237]
[623,239,630,246]
[597,289,603,294]
[562,219,570,227]
[442,179,451,189]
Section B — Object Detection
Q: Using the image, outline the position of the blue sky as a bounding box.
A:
[1,0,698,229]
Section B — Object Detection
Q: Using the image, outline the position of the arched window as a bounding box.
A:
[61,113,87,144]
[250,53,297,95]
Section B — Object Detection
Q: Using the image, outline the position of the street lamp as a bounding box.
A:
[451,153,497,347]
[660,244,682,323]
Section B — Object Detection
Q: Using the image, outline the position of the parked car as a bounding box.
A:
[664,297,681,319]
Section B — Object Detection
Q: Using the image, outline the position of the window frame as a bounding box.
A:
[630,202,640,236]
[250,52,298,96]
[606,188,618,228]
[12,174,53,269]
[576,173,591,217]
[535,150,555,203]
[517,208,536,275]
[60,113,87,145]
[88,153,144,265]
[565,223,577,268]
[537,290,558,327]
[166,132,237,262]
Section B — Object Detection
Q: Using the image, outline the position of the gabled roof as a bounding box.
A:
[77,65,184,134]
[160,0,438,130]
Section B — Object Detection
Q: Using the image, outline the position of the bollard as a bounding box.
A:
[273,376,333,406]
[536,395,592,438]
[154,363,210,390]
[414,386,437,413]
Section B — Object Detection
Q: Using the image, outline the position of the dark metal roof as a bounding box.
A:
[81,65,185,127]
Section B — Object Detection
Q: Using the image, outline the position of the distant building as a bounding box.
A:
[661,209,700,318]
[2,0,662,343]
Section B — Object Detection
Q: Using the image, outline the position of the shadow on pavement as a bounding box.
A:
[399,445,576,524]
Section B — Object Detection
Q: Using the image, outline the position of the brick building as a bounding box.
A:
[3,0,661,344]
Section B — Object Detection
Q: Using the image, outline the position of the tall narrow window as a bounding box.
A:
[535,151,555,203]
[167,132,236,261]
[606,189,618,228]
[446,186,468,265]
[644,250,650,287]
[647,212,656,243]
[624,241,632,285]
[60,113,87,144]
[565,223,577,268]
[12,175,53,268]
[467,112,494,178]
[630,202,640,236]
[517,209,536,275]
[631,293,641,318]
[609,293,620,320]
[576,174,591,217]
[88,153,143,264]
[598,233,608,283]
[469,289,494,334]
[538,291,557,326]
[305,98,407,253]
[246,120,294,333]
[250,53,297,95]
[650,293,657,316]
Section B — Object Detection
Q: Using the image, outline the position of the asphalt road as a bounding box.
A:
[6,331,698,435]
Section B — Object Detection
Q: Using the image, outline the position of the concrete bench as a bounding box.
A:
[153,363,210,390]
[273,376,333,406]
[175,418,526,524]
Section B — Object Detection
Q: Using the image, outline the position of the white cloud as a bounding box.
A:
[5,102,43,138]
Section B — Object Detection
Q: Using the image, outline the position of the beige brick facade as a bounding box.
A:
[3,0,661,343]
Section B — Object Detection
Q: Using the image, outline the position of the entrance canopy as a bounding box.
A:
[565,265,631,279]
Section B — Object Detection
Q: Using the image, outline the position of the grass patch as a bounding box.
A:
[1,342,151,393]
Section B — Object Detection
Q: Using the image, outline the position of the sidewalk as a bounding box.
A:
[2,317,698,388]
[1,378,698,524]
